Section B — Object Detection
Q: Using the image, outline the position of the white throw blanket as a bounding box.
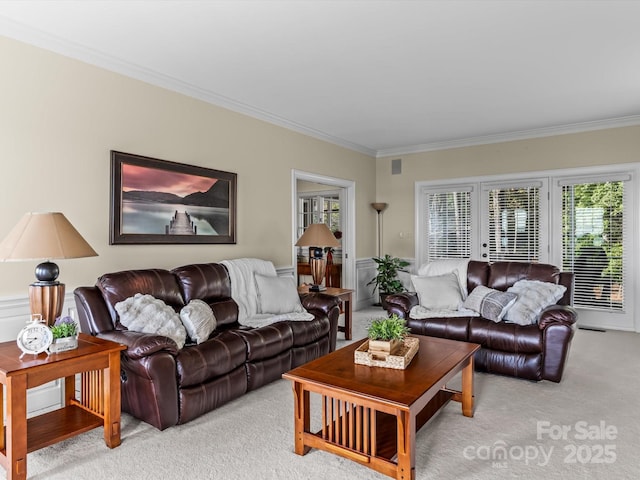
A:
[221,258,314,328]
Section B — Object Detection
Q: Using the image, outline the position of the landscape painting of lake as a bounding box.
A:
[110,151,237,244]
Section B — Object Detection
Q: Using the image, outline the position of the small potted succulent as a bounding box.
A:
[366,314,411,357]
[49,313,79,353]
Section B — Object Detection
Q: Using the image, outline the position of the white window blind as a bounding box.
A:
[486,186,540,263]
[426,189,471,260]
[562,181,625,311]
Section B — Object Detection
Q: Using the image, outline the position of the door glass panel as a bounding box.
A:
[562,181,625,311]
[487,186,540,262]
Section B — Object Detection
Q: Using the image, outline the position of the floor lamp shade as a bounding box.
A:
[295,223,340,291]
[0,212,98,325]
[371,202,388,257]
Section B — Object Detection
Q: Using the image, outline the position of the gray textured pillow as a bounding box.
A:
[503,280,567,325]
[411,272,462,310]
[463,285,517,322]
[255,273,305,314]
[115,293,187,349]
[180,299,217,344]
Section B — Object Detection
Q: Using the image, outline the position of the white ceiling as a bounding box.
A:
[1,0,639,157]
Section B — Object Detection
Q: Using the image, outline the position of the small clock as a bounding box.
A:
[16,314,53,358]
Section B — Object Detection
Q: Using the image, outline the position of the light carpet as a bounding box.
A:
[6,307,639,480]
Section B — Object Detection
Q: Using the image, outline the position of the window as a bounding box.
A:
[485,184,541,263]
[561,180,626,311]
[297,192,342,260]
[425,188,472,260]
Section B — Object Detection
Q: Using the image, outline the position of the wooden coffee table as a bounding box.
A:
[283,335,480,480]
[0,333,126,480]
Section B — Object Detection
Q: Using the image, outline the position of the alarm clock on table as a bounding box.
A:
[16,314,53,358]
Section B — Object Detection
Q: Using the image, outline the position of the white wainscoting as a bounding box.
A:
[0,292,78,417]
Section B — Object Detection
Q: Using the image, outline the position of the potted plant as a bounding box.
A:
[49,314,79,353]
[366,314,411,356]
[367,254,410,305]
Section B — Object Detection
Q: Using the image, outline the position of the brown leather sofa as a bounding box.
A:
[384,261,577,382]
[74,262,340,430]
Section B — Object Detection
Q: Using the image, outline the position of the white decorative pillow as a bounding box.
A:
[417,258,470,298]
[411,273,463,311]
[180,299,217,344]
[502,280,567,326]
[254,273,305,315]
[115,293,187,349]
[463,285,517,323]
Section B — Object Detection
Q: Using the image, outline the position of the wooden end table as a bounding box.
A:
[283,335,480,480]
[298,286,353,340]
[0,333,126,480]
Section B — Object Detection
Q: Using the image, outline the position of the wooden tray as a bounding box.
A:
[354,336,419,370]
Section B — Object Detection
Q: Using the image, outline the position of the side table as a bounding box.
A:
[0,333,126,480]
[298,286,353,340]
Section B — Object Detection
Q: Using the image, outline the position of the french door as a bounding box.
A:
[422,179,549,264]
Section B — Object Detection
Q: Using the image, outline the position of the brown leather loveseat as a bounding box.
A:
[74,262,340,430]
[384,261,577,382]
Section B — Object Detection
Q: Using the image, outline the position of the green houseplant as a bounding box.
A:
[366,314,411,356]
[367,254,410,304]
[49,314,79,353]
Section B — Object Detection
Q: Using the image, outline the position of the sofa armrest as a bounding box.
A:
[97,330,179,359]
[384,292,419,318]
[300,293,341,351]
[538,305,578,330]
[300,293,340,316]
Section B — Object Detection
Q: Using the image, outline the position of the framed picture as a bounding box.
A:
[110,151,237,244]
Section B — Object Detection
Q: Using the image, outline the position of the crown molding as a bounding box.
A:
[375,115,640,158]
[0,17,377,158]
[3,17,639,161]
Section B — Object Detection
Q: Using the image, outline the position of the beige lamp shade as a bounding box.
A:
[295,223,340,248]
[0,212,98,325]
[0,212,98,262]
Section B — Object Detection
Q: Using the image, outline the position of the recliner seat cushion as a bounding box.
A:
[233,323,294,362]
[468,318,543,353]
[175,330,247,387]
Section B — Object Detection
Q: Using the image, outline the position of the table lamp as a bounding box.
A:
[295,223,340,291]
[0,212,98,325]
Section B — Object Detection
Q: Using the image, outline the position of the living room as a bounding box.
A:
[0,2,639,479]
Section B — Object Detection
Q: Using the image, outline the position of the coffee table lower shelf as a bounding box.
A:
[298,389,457,479]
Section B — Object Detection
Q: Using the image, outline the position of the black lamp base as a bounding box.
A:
[34,261,60,283]
[309,284,326,292]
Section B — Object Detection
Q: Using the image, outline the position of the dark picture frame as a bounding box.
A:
[110,151,237,244]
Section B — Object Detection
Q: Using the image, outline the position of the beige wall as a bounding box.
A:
[377,126,640,258]
[0,36,377,297]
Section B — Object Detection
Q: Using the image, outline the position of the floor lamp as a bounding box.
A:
[371,202,388,257]
[295,223,340,292]
[0,212,98,325]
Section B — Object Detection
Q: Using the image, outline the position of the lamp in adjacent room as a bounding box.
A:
[295,223,340,291]
[371,202,388,258]
[0,212,98,325]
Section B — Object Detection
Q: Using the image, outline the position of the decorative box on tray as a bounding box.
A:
[354,336,419,370]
